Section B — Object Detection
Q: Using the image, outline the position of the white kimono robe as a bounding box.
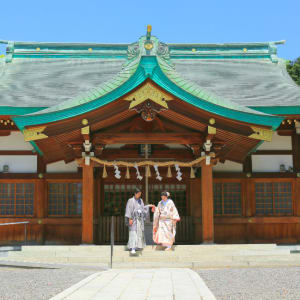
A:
[153,199,180,246]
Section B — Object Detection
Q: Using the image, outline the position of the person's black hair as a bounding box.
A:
[134,187,141,195]
[161,191,168,197]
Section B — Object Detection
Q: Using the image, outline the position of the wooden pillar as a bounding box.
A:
[35,178,46,244]
[82,164,95,244]
[243,155,252,174]
[189,178,202,243]
[201,164,214,243]
[292,134,300,172]
[37,155,46,174]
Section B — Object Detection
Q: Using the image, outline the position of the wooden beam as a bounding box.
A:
[201,164,214,243]
[93,132,203,145]
[99,148,195,160]
[82,164,95,244]
[252,150,292,155]
[0,150,37,155]
[0,130,11,136]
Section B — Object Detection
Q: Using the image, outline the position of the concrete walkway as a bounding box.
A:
[50,268,216,300]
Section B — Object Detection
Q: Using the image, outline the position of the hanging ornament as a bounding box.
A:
[102,165,108,178]
[154,165,162,181]
[114,164,121,179]
[190,167,195,179]
[125,166,130,179]
[134,163,143,181]
[146,165,151,177]
[175,164,182,181]
[167,165,172,178]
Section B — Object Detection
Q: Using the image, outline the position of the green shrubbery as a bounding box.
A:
[287,57,300,86]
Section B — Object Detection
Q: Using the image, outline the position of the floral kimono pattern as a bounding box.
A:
[153,199,180,246]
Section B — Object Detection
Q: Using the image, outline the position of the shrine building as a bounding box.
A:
[0,26,300,245]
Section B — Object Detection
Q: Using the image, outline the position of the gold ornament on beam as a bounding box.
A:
[123,82,173,109]
[23,126,48,142]
[167,166,172,178]
[125,166,130,179]
[190,167,195,179]
[102,165,108,178]
[249,126,273,142]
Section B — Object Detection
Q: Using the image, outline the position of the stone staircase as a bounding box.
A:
[2,244,300,268]
[0,246,21,257]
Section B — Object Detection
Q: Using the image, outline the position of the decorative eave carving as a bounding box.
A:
[132,100,168,122]
[123,82,173,109]
[249,126,273,142]
[23,126,48,141]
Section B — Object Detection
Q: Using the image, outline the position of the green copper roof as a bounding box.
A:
[13,53,283,132]
[0,106,46,116]
[1,33,298,120]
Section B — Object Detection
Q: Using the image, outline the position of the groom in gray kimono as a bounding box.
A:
[125,188,154,255]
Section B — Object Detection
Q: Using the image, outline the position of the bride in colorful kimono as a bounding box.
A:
[153,191,180,251]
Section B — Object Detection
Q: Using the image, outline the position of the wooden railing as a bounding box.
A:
[0,221,29,245]
[98,216,194,245]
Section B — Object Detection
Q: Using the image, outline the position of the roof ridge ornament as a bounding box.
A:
[144,25,154,53]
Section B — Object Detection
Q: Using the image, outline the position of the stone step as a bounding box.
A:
[19,244,278,253]
[5,252,300,264]
[11,249,290,259]
[0,256,110,264]
[4,254,300,269]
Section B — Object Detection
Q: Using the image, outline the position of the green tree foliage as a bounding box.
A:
[287,57,300,86]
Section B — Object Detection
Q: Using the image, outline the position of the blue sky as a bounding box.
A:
[0,0,299,60]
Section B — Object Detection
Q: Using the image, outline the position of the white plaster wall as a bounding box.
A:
[0,131,34,150]
[46,160,78,173]
[257,132,292,150]
[252,155,293,172]
[213,160,243,172]
[0,155,37,173]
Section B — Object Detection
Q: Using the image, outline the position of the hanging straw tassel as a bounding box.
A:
[125,166,130,179]
[167,165,172,178]
[146,165,151,177]
[190,167,195,179]
[102,165,108,178]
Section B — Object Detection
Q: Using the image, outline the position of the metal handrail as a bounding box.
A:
[0,221,29,245]
[110,216,114,268]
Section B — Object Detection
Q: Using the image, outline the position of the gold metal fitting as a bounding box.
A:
[209,118,215,125]
[81,119,89,126]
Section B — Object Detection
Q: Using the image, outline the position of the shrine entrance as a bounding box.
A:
[97,172,193,245]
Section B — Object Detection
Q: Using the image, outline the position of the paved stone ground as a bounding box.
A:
[50,268,215,300]
[0,261,105,300]
[197,267,300,300]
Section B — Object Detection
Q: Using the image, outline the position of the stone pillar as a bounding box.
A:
[201,164,214,243]
[82,164,95,244]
